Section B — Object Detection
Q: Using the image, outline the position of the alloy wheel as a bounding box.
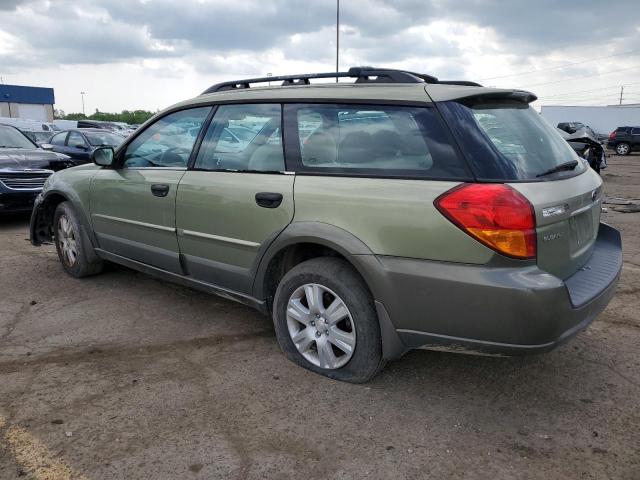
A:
[286,283,356,369]
[57,214,78,267]
[616,143,629,155]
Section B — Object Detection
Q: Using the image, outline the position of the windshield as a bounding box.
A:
[0,125,37,149]
[84,131,123,146]
[440,100,586,181]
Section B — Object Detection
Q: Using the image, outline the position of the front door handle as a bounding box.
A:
[255,192,283,208]
[151,184,170,197]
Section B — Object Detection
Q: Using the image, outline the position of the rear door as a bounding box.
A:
[66,131,92,163]
[631,127,640,148]
[175,104,294,294]
[49,131,69,156]
[90,107,211,273]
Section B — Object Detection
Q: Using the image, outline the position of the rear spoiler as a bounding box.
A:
[455,90,538,105]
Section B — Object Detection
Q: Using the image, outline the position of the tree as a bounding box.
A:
[57,109,155,124]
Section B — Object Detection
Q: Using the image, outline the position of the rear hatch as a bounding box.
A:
[437,96,602,279]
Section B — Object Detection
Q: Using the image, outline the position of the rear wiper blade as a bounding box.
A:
[536,160,579,178]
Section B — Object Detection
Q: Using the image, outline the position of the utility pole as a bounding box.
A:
[619,85,624,105]
[80,91,86,115]
[336,0,340,82]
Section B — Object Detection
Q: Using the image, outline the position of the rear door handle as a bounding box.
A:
[151,184,170,197]
[255,192,283,208]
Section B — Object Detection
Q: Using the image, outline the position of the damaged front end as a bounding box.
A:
[30,193,57,245]
[557,127,607,174]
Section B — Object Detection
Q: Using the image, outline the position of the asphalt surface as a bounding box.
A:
[0,155,639,479]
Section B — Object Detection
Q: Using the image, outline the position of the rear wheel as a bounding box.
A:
[616,142,630,155]
[273,257,384,382]
[53,202,103,278]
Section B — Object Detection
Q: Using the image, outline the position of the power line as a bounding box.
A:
[479,49,640,81]
[534,81,640,99]
[520,64,640,88]
[539,84,636,98]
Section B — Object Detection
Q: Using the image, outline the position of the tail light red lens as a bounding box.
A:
[435,183,536,259]
[609,131,616,140]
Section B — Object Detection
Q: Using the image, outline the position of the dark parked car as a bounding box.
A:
[607,126,640,155]
[48,128,123,164]
[0,124,73,214]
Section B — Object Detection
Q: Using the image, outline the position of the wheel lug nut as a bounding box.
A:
[315,331,321,338]
[311,321,315,326]
[315,314,320,318]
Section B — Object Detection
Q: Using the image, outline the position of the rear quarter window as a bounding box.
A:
[286,104,469,180]
[438,100,587,181]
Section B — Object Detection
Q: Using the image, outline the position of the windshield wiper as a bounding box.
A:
[536,160,579,178]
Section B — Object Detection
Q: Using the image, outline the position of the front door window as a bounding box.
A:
[123,107,211,168]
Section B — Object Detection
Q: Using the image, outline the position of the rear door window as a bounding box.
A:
[194,104,284,172]
[67,131,86,148]
[50,132,67,146]
[287,104,469,179]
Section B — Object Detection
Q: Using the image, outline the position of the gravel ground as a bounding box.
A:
[0,155,639,480]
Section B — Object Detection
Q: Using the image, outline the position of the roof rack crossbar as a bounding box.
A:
[200,66,481,94]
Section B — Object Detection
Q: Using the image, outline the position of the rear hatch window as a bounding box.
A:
[439,100,587,182]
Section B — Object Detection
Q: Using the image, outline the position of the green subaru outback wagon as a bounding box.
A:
[30,67,622,382]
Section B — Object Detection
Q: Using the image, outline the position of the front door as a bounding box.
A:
[90,107,211,273]
[176,104,294,294]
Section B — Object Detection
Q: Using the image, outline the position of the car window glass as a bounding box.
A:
[68,131,86,147]
[631,128,640,135]
[50,132,67,146]
[123,107,211,168]
[194,104,284,172]
[85,131,122,147]
[442,100,586,181]
[294,104,467,178]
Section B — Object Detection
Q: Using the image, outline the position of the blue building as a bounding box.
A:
[0,84,55,122]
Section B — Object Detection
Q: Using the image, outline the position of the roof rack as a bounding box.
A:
[201,66,481,94]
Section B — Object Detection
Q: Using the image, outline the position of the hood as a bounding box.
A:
[563,127,602,147]
[0,148,73,171]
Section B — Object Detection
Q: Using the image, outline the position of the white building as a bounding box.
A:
[540,105,640,135]
[0,84,55,122]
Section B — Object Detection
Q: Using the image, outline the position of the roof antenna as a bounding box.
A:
[336,0,340,83]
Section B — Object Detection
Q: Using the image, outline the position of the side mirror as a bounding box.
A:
[40,143,53,150]
[92,146,115,167]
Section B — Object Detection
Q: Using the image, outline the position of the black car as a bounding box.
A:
[48,128,123,163]
[607,126,640,155]
[0,124,73,214]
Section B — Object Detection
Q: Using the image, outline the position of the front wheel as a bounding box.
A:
[616,142,630,155]
[53,202,103,278]
[272,257,384,383]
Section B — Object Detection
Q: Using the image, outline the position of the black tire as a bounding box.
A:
[53,202,103,278]
[615,142,630,156]
[272,257,384,383]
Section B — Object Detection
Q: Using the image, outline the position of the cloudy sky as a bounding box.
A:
[1,0,639,114]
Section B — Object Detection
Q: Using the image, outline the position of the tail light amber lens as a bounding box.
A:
[435,183,536,259]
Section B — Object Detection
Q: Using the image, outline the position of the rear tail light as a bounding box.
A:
[435,183,536,259]
[609,131,616,140]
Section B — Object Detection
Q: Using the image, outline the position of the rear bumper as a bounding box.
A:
[372,223,622,358]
